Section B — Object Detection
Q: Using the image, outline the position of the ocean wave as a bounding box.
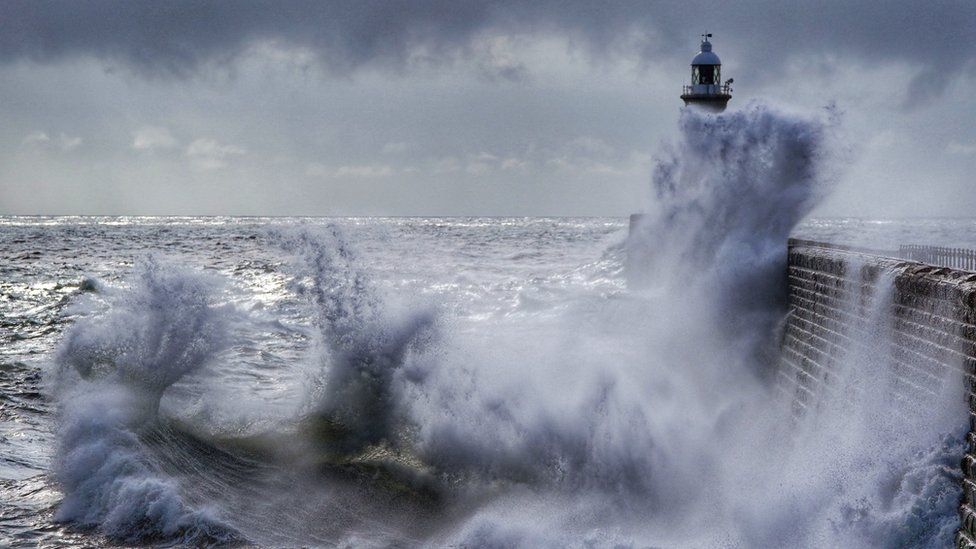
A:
[51,259,240,544]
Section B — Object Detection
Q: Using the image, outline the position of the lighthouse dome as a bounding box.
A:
[692,40,721,66]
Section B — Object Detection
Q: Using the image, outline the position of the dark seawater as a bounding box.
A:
[0,215,972,547]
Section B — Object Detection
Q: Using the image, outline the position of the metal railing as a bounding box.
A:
[681,84,732,96]
[899,244,976,271]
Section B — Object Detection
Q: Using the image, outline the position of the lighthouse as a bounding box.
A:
[680,33,732,112]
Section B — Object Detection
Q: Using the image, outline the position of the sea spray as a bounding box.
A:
[629,102,842,369]
[51,259,237,543]
[273,226,436,456]
[631,103,840,281]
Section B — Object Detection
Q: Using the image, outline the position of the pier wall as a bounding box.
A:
[779,239,976,547]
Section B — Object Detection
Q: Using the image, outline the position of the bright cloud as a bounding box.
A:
[133,126,178,150]
[185,138,245,170]
[22,131,81,151]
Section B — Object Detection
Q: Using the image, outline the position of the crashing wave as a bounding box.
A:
[52,259,239,544]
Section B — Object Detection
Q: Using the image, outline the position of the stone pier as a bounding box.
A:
[779,238,976,547]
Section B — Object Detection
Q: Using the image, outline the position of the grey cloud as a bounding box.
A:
[0,1,496,76]
[1,1,973,103]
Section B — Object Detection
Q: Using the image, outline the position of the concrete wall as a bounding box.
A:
[779,239,976,548]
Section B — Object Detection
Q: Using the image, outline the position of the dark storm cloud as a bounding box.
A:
[1,1,972,99]
[0,1,498,75]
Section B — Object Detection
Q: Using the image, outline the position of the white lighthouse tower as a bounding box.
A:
[680,33,732,112]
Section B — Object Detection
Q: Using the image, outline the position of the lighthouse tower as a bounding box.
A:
[680,33,732,112]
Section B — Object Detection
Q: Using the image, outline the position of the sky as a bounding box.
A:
[0,1,974,217]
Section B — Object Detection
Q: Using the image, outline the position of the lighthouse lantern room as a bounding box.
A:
[680,33,732,112]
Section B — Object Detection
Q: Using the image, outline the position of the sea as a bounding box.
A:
[0,215,971,548]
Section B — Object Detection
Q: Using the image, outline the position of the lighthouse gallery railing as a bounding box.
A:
[681,83,732,96]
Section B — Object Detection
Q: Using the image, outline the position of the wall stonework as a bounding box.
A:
[780,239,976,548]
